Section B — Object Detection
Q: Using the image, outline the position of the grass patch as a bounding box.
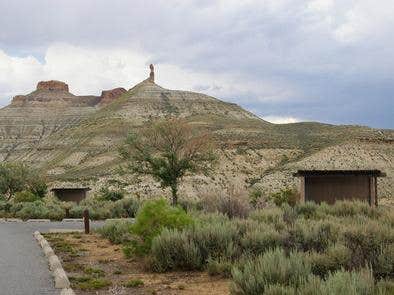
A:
[83,267,105,278]
[73,277,112,290]
[123,279,144,288]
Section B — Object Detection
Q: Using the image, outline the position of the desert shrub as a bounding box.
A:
[207,257,233,278]
[241,225,282,255]
[13,190,40,203]
[150,228,202,272]
[97,187,124,202]
[70,198,114,220]
[110,197,140,218]
[282,204,298,226]
[249,188,267,209]
[295,202,318,219]
[250,207,285,231]
[308,243,351,277]
[191,221,240,262]
[376,279,394,294]
[15,200,49,220]
[42,196,66,220]
[322,200,380,219]
[302,220,339,252]
[97,219,134,244]
[299,268,375,295]
[282,220,338,253]
[374,244,394,280]
[319,268,374,295]
[199,188,251,218]
[231,248,311,294]
[264,285,295,295]
[341,221,394,273]
[194,211,230,225]
[12,197,65,220]
[269,188,299,207]
[130,199,194,255]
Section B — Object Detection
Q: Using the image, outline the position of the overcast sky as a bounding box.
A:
[0,0,393,128]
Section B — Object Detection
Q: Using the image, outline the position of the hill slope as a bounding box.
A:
[0,70,393,203]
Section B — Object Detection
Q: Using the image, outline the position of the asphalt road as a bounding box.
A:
[0,221,103,295]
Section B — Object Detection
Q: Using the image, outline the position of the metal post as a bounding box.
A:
[83,209,90,234]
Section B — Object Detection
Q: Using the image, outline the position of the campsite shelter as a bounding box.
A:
[293,170,386,206]
[51,187,90,203]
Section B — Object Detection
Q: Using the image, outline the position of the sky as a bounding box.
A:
[0,0,393,128]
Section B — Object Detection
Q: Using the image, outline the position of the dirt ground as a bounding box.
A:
[44,233,230,295]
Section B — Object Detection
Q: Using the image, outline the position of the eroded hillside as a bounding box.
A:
[0,69,393,203]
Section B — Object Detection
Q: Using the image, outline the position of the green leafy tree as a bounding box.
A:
[0,162,47,200]
[120,119,216,205]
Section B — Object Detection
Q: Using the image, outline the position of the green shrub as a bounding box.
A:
[97,219,134,244]
[150,228,202,272]
[249,188,264,208]
[282,220,338,253]
[322,200,380,218]
[374,244,394,280]
[241,226,282,255]
[130,199,194,255]
[43,196,66,220]
[70,198,114,220]
[231,248,311,294]
[97,187,124,202]
[376,279,394,295]
[309,243,351,277]
[341,221,394,273]
[15,200,49,220]
[199,189,251,218]
[319,268,374,295]
[207,257,233,278]
[13,190,39,203]
[269,188,299,207]
[295,202,318,219]
[191,221,240,262]
[264,285,295,295]
[302,220,338,252]
[110,197,139,218]
[250,207,283,225]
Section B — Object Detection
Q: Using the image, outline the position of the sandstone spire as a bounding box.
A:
[149,64,155,82]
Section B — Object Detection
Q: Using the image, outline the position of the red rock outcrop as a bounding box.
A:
[37,80,69,92]
[99,87,127,105]
[10,95,28,106]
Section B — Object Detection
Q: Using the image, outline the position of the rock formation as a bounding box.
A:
[36,80,69,92]
[99,88,127,105]
[149,64,155,83]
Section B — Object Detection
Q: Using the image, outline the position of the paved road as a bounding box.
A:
[0,221,103,295]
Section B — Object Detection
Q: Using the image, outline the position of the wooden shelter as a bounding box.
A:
[51,187,90,203]
[293,170,386,206]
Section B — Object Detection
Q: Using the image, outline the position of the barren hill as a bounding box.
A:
[0,68,393,204]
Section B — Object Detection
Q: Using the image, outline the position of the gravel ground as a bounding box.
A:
[0,221,103,295]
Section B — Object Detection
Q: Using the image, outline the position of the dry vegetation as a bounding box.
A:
[44,233,229,295]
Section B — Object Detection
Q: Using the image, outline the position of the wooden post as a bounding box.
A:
[83,209,90,234]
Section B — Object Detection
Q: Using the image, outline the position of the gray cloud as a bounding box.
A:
[0,0,393,128]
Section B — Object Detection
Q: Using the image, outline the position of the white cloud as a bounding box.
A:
[0,44,293,107]
[263,115,302,124]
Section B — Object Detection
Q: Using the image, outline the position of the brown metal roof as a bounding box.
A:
[50,187,91,191]
[293,170,386,177]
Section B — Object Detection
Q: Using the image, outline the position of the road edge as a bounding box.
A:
[33,230,75,295]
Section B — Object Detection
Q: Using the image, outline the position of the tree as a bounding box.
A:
[0,162,47,200]
[120,119,216,205]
